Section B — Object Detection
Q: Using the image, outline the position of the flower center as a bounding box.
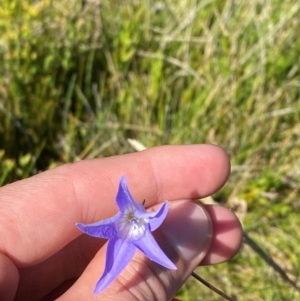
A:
[116,204,147,241]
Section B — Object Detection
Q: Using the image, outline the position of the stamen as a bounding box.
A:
[116,205,147,240]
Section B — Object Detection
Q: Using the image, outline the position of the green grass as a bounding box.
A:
[1,0,300,299]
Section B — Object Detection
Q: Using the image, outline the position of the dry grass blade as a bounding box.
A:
[243,231,300,291]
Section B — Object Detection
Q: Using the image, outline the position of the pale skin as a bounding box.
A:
[0,144,243,301]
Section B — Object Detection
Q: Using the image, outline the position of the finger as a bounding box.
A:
[13,235,104,301]
[58,201,214,301]
[201,205,242,265]
[0,144,230,267]
[0,253,18,301]
[13,203,242,300]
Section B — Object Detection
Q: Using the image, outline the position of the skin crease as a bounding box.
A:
[0,144,243,301]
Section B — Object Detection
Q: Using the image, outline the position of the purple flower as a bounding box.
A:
[76,176,177,294]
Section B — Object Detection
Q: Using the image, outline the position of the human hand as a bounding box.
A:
[0,144,242,301]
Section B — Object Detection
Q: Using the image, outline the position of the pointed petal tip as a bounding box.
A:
[76,222,87,228]
[93,274,111,295]
[119,175,127,185]
[116,175,137,210]
[76,222,83,229]
[158,257,177,270]
[169,263,177,270]
[148,201,169,231]
[93,284,104,295]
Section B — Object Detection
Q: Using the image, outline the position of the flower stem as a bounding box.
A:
[191,272,237,301]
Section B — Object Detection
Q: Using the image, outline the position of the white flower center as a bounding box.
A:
[116,204,147,241]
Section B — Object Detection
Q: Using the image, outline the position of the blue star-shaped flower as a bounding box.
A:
[76,176,177,294]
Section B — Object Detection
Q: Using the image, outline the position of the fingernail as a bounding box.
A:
[162,201,212,263]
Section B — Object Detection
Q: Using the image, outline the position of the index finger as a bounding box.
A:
[0,144,230,267]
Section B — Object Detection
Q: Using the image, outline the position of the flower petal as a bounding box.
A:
[145,201,169,231]
[116,176,145,212]
[133,230,177,270]
[94,237,136,294]
[76,212,122,239]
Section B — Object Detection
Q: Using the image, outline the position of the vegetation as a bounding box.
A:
[1,0,300,299]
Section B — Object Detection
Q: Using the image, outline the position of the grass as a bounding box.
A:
[1,0,300,299]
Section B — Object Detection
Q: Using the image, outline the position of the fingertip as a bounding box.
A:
[201,205,243,265]
[200,144,231,191]
[145,144,231,199]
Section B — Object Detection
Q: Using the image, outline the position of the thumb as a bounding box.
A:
[58,200,212,301]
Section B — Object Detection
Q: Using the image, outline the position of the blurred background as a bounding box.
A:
[0,0,300,299]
